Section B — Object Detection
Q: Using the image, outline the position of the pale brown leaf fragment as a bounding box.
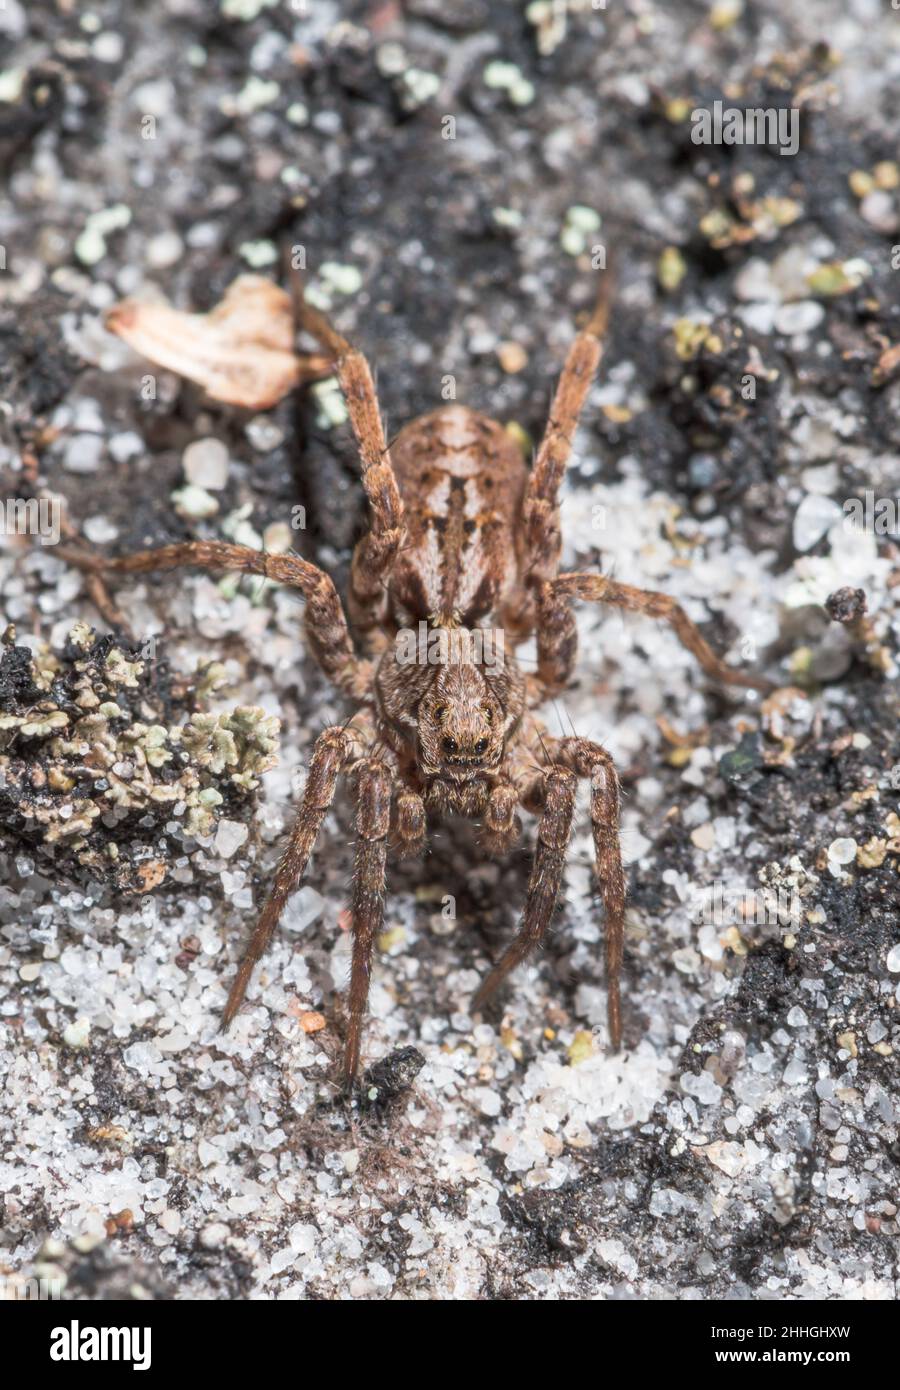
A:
[105,275,333,408]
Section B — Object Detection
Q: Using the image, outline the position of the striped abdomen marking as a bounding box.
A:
[388,405,526,625]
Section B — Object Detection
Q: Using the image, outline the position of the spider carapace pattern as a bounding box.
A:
[63,277,771,1086]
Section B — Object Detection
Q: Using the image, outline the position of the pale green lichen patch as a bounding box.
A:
[0,625,279,892]
[179,708,279,788]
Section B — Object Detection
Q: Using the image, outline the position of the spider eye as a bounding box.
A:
[442,736,459,755]
[483,707,493,724]
[473,738,489,756]
[433,705,446,721]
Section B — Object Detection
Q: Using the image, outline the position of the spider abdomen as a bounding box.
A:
[388,404,526,628]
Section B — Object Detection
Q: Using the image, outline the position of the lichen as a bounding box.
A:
[0,624,279,892]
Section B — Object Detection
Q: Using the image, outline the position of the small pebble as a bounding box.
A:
[214,819,249,858]
[792,494,842,552]
[688,454,718,488]
[132,79,172,116]
[472,1087,502,1117]
[860,190,898,233]
[109,431,144,463]
[734,258,777,302]
[0,70,24,104]
[83,515,119,544]
[263,521,292,553]
[199,1223,230,1250]
[774,301,825,335]
[283,886,325,934]
[172,484,219,519]
[739,303,776,335]
[72,398,105,432]
[246,417,285,453]
[289,1222,317,1253]
[63,1018,91,1049]
[64,434,104,474]
[376,42,407,77]
[92,32,125,63]
[705,1142,748,1177]
[497,341,528,374]
[183,438,229,490]
[146,232,184,269]
[690,822,715,851]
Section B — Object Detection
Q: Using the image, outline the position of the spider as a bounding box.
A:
[60,274,771,1086]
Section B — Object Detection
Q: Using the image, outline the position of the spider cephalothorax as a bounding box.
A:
[376,623,525,807]
[60,272,771,1086]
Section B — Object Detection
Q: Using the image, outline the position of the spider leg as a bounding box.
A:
[480,780,522,856]
[392,789,426,859]
[534,571,773,697]
[221,723,366,1030]
[82,575,128,633]
[57,539,371,699]
[288,288,405,643]
[550,735,626,1050]
[520,276,612,586]
[472,766,576,1013]
[51,496,130,633]
[344,757,394,1085]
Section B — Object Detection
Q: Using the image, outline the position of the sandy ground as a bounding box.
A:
[1,0,899,1300]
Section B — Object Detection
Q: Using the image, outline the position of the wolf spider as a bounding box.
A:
[61,276,770,1085]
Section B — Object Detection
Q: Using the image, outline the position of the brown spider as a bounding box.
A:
[60,275,771,1086]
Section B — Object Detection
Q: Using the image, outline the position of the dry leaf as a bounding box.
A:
[105,275,333,409]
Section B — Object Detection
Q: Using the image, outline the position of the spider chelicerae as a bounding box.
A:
[61,272,770,1085]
